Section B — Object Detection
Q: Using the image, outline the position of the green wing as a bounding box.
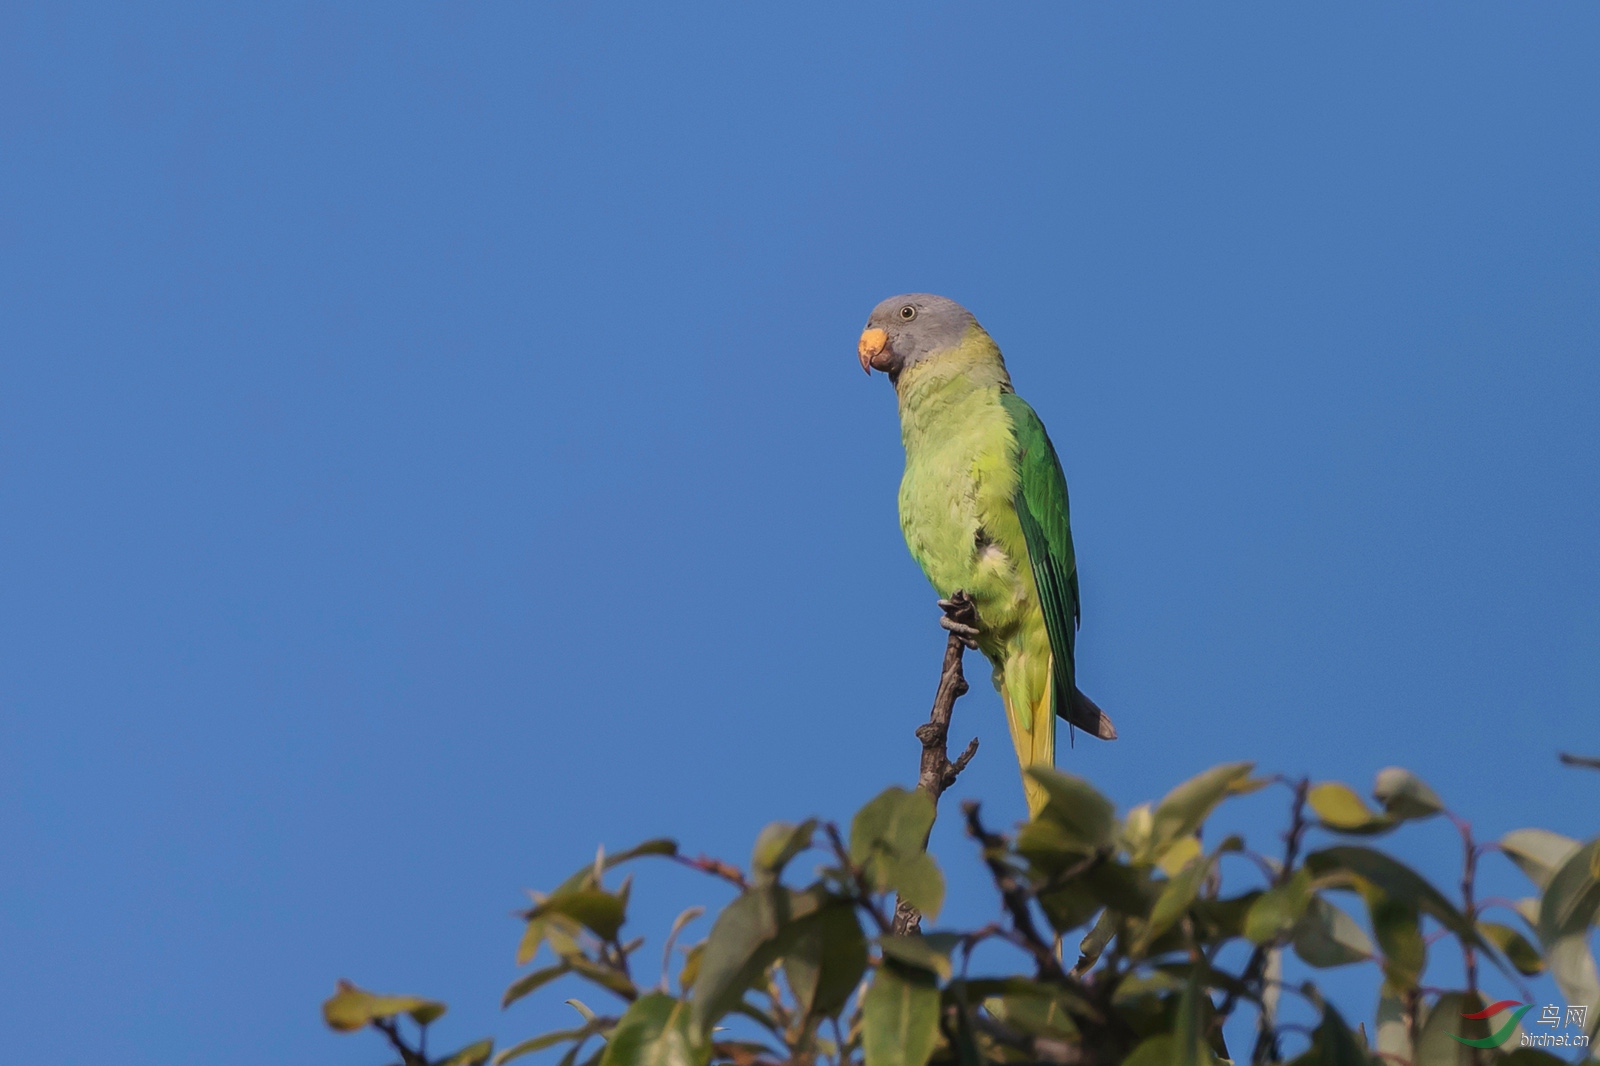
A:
[999,392,1079,721]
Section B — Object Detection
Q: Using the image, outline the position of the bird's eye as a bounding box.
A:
[899,305,917,320]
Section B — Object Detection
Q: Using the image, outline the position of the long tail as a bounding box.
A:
[1066,688,1118,740]
[1000,674,1056,818]
[1001,676,1119,817]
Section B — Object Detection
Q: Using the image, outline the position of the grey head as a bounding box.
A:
[857,293,980,382]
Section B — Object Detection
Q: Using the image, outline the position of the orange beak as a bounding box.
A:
[858,328,889,375]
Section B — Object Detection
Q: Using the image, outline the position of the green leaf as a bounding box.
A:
[1148,762,1254,861]
[1157,835,1203,876]
[1476,921,1544,976]
[513,840,680,974]
[1025,767,1116,851]
[524,889,628,943]
[1245,867,1315,944]
[1292,895,1374,967]
[850,788,935,867]
[1173,967,1213,1066]
[1513,896,1540,926]
[888,852,945,921]
[689,889,779,1033]
[1110,968,1182,1004]
[1306,847,1499,963]
[689,887,824,1034]
[750,820,817,886]
[1536,838,1600,943]
[660,907,704,993]
[1375,983,1411,1064]
[956,977,1100,1023]
[1372,767,1444,821]
[1415,992,1492,1066]
[598,993,707,1066]
[434,1039,495,1066]
[503,962,573,1009]
[1037,878,1102,935]
[677,944,703,994]
[1308,782,1395,835]
[877,933,954,981]
[1135,854,1208,954]
[846,790,945,919]
[726,1001,782,1036]
[862,962,940,1066]
[546,840,680,900]
[566,952,641,998]
[323,981,447,1032]
[982,990,1081,1041]
[517,912,585,967]
[1080,860,1157,918]
[1372,897,1426,990]
[1122,1035,1175,1066]
[608,839,679,863]
[1543,934,1600,1041]
[1076,909,1117,971]
[1303,1003,1372,1066]
[516,919,547,968]
[1151,961,1254,1013]
[1500,829,1582,891]
[1016,817,1104,876]
[781,903,868,1018]
[848,789,943,919]
[1121,803,1153,857]
[1191,891,1262,944]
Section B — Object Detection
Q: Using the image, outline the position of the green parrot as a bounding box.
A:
[859,293,1115,816]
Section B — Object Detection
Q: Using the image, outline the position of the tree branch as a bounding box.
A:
[893,592,982,935]
[1215,777,1310,1064]
[371,1018,428,1066]
[673,853,749,890]
[963,801,1069,983]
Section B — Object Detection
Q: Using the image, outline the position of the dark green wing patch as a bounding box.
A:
[999,392,1079,722]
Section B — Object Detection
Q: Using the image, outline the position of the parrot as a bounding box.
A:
[858,293,1115,816]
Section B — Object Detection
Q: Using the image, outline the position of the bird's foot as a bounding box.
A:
[939,615,981,648]
[938,592,981,650]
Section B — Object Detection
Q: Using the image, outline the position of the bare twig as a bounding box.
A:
[371,1017,428,1066]
[916,592,982,799]
[1449,813,1481,1000]
[963,800,1069,982]
[1447,811,1486,1066]
[1215,777,1310,1064]
[673,853,749,890]
[1559,752,1600,771]
[892,591,982,935]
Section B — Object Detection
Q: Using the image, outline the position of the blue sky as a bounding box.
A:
[2,4,1597,1063]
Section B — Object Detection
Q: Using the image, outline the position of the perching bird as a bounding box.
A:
[859,293,1115,816]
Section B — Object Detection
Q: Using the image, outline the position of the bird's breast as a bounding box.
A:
[897,394,1033,633]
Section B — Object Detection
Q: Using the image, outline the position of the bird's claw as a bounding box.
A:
[939,615,981,650]
[937,591,982,649]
